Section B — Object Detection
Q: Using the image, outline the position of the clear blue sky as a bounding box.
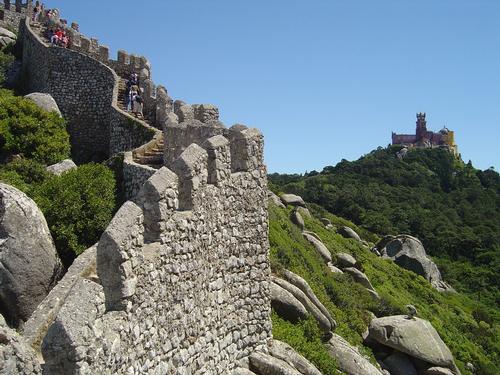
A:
[46,0,500,173]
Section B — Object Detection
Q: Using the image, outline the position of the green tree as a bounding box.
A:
[0,89,70,164]
[33,164,116,267]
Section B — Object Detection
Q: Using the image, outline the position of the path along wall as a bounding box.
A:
[41,126,271,374]
[19,17,158,163]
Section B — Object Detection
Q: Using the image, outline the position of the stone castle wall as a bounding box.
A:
[41,127,271,374]
[20,17,160,163]
[0,1,31,30]
[3,4,272,374]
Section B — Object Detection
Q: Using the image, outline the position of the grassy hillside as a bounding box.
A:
[268,202,499,375]
[269,147,500,311]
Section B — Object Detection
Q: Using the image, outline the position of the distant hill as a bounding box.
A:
[269,146,500,310]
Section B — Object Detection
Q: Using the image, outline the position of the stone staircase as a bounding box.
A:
[30,21,165,169]
[116,77,164,169]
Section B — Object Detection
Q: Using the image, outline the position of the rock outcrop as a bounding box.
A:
[337,252,357,268]
[267,340,323,375]
[24,92,62,117]
[0,315,42,375]
[291,209,305,231]
[366,315,460,374]
[46,159,77,175]
[377,235,452,292]
[268,191,285,208]
[302,232,332,263]
[343,267,379,299]
[272,276,333,334]
[0,27,16,48]
[270,281,308,323]
[282,269,336,329]
[249,352,303,375]
[280,194,305,207]
[0,183,62,327]
[325,334,383,375]
[338,226,361,242]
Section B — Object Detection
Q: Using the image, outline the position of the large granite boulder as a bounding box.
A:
[267,340,323,375]
[337,252,357,268]
[46,159,77,176]
[268,191,285,208]
[0,315,42,374]
[270,281,308,323]
[366,315,459,373]
[325,334,384,375]
[282,269,336,329]
[0,183,62,327]
[0,27,16,48]
[25,93,62,117]
[291,209,305,231]
[249,352,302,375]
[377,235,452,291]
[280,194,306,207]
[343,267,376,292]
[272,276,332,334]
[338,226,362,242]
[303,232,332,263]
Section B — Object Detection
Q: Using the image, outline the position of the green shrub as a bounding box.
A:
[0,158,51,193]
[272,313,338,375]
[0,89,70,164]
[33,163,116,266]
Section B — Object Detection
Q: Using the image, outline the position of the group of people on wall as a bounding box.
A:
[125,73,144,119]
[29,1,145,120]
[31,1,75,49]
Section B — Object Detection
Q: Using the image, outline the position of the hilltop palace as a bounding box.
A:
[392,113,458,155]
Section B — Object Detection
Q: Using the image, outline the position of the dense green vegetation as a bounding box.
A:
[32,164,116,266]
[0,87,117,267]
[269,202,499,375]
[0,89,70,164]
[269,147,500,310]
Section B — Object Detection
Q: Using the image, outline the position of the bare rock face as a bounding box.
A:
[0,183,62,327]
[325,334,384,375]
[24,92,62,117]
[0,315,42,374]
[367,315,459,374]
[377,235,452,292]
[46,159,77,176]
[249,352,303,375]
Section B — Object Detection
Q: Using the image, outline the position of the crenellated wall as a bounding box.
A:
[20,17,160,163]
[3,7,272,374]
[41,126,271,374]
[0,1,32,30]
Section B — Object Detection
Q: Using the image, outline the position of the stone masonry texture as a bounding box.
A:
[0,3,273,374]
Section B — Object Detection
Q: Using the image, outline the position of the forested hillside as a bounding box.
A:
[269,147,500,311]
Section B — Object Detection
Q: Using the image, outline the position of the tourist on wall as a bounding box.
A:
[32,1,41,22]
[134,94,144,119]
